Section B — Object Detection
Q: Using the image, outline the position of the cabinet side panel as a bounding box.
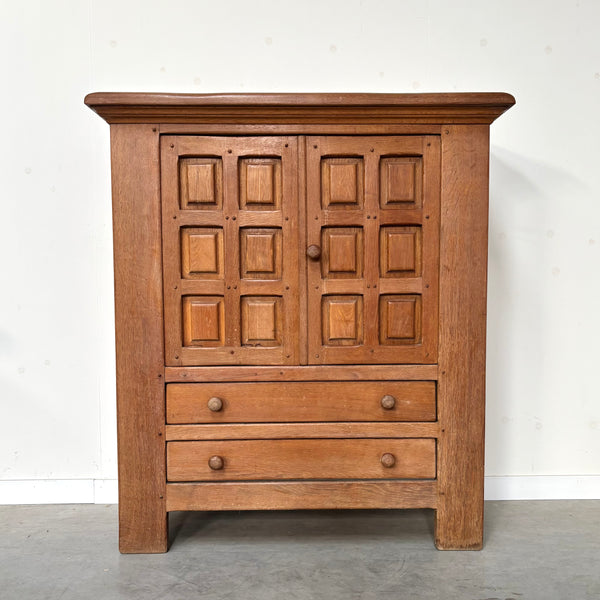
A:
[110,124,167,553]
[435,125,489,550]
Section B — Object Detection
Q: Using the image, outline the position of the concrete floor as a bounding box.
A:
[1,501,598,599]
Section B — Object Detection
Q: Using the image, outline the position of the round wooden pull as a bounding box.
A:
[207,397,223,412]
[208,455,224,470]
[380,394,396,410]
[306,244,322,260]
[381,453,396,468]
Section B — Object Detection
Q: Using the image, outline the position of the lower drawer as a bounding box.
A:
[166,438,436,482]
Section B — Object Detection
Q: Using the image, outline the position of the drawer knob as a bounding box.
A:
[306,244,322,260]
[207,397,223,412]
[381,453,396,468]
[381,394,396,410]
[208,455,224,470]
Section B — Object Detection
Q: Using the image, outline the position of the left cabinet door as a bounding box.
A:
[162,136,300,366]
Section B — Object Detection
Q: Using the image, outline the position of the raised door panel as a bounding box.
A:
[306,136,440,364]
[162,136,299,366]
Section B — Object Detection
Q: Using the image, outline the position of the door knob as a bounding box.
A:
[380,395,396,410]
[381,453,396,468]
[208,455,224,470]
[307,244,322,260]
[207,397,223,412]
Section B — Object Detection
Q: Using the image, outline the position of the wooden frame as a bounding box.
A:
[86,93,514,553]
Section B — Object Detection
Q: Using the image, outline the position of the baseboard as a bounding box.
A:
[484,475,600,500]
[0,476,598,505]
[0,479,118,505]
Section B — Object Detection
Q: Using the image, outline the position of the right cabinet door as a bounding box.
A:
[306,136,440,364]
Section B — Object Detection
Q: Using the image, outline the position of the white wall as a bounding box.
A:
[1,0,599,503]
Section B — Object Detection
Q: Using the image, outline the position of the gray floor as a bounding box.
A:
[1,502,598,600]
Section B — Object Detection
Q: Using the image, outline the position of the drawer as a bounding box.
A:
[166,438,436,481]
[166,381,436,423]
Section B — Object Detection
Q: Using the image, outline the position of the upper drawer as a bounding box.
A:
[166,381,436,423]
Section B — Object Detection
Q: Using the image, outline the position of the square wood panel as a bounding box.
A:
[322,295,364,346]
[322,227,363,279]
[181,227,224,279]
[380,226,421,278]
[239,158,282,210]
[241,296,282,347]
[179,158,223,210]
[380,157,422,209]
[379,295,422,345]
[182,296,225,347]
[321,158,364,209]
[240,228,282,280]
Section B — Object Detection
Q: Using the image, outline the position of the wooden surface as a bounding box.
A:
[88,92,514,553]
[85,92,515,125]
[167,439,436,481]
[165,364,439,382]
[161,136,299,366]
[166,480,438,511]
[165,422,440,440]
[435,125,490,550]
[166,381,436,423]
[306,136,439,364]
[110,125,167,554]
[158,124,445,136]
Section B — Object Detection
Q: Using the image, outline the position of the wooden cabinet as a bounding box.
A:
[85,92,514,553]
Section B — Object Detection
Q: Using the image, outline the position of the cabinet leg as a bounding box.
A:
[119,504,168,554]
[111,124,168,554]
[435,124,489,551]
[434,499,483,550]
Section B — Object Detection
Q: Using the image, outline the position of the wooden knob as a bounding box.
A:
[208,455,224,470]
[207,397,223,412]
[306,244,322,260]
[381,453,396,468]
[381,394,396,410]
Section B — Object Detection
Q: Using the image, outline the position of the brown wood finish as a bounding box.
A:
[166,480,438,511]
[110,125,167,554]
[165,422,440,441]
[165,364,439,382]
[87,92,514,553]
[435,125,491,550]
[306,136,439,365]
[85,92,515,124]
[161,135,299,366]
[159,124,446,136]
[166,381,436,423]
[167,439,436,481]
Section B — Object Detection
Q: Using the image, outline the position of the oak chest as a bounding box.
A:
[85,92,514,552]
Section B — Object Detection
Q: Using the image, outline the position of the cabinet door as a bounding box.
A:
[306,136,440,364]
[162,136,299,366]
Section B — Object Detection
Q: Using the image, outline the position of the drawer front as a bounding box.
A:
[167,381,436,423]
[167,438,436,481]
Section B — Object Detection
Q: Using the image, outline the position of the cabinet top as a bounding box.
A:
[84,92,515,125]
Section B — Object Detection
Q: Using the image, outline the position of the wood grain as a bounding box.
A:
[167,438,436,481]
[306,136,439,365]
[88,92,514,553]
[110,125,167,554]
[435,125,490,550]
[165,422,440,441]
[159,124,445,135]
[85,92,515,125]
[166,480,438,511]
[166,381,436,423]
[161,135,299,366]
[165,364,439,382]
